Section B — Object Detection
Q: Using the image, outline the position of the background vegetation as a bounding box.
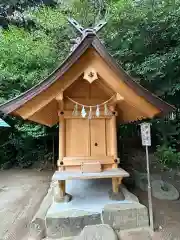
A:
[0,0,179,168]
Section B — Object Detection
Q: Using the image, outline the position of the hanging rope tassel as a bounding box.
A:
[72,103,78,116]
[88,106,93,119]
[104,103,112,116]
[96,105,100,117]
[81,106,87,118]
[104,103,108,116]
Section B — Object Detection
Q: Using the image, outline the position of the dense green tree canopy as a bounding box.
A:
[0,0,180,168]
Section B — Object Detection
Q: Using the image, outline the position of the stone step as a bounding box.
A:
[46,202,149,239]
[43,227,152,240]
[74,224,118,240]
[45,208,101,239]
[102,203,149,230]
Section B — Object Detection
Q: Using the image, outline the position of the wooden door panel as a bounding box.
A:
[90,119,106,156]
[65,119,89,157]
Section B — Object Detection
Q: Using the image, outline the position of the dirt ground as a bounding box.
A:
[133,169,180,240]
[0,169,52,240]
[135,189,180,240]
[131,151,180,240]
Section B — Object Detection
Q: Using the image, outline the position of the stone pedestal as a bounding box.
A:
[102,203,149,230]
[46,209,101,239]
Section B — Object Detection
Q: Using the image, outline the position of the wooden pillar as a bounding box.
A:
[111,105,120,193]
[56,92,66,197]
[110,93,124,167]
[112,177,119,193]
[59,114,65,166]
[58,180,66,198]
[111,109,118,168]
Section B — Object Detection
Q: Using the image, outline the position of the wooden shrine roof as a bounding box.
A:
[0,32,174,124]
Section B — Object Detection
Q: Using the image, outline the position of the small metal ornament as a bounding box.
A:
[88,107,93,119]
[96,105,100,117]
[72,103,78,116]
[81,106,87,118]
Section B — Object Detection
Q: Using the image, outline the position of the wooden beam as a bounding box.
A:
[58,156,114,167]
[56,92,63,101]
[61,110,112,119]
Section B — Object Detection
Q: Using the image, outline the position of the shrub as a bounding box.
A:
[156,145,180,167]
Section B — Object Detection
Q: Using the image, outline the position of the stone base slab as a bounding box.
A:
[46,209,101,239]
[102,203,149,230]
[117,227,152,240]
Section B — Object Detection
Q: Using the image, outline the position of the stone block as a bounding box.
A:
[29,186,53,240]
[75,224,118,240]
[46,209,102,239]
[102,203,149,230]
[108,189,125,201]
[117,228,152,240]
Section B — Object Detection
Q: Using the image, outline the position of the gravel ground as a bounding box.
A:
[0,169,52,240]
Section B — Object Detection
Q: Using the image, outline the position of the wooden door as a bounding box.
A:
[66,119,89,157]
[90,119,106,156]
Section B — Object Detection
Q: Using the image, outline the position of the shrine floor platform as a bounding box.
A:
[48,179,138,215]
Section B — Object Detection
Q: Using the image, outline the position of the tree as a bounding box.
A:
[1,0,180,168]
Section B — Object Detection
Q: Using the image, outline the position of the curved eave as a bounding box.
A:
[0,33,96,115]
[91,37,175,115]
[0,32,175,121]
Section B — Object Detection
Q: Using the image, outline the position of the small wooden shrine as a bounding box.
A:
[0,21,174,199]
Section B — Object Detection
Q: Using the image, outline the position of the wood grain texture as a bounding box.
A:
[81,162,102,173]
[62,156,114,166]
[65,119,89,157]
[90,119,106,156]
[112,177,120,193]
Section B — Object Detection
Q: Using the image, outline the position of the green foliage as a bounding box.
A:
[29,6,66,31]
[0,26,58,102]
[156,145,180,167]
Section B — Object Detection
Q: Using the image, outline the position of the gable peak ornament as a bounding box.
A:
[83,67,98,83]
[68,17,107,51]
[68,18,107,36]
